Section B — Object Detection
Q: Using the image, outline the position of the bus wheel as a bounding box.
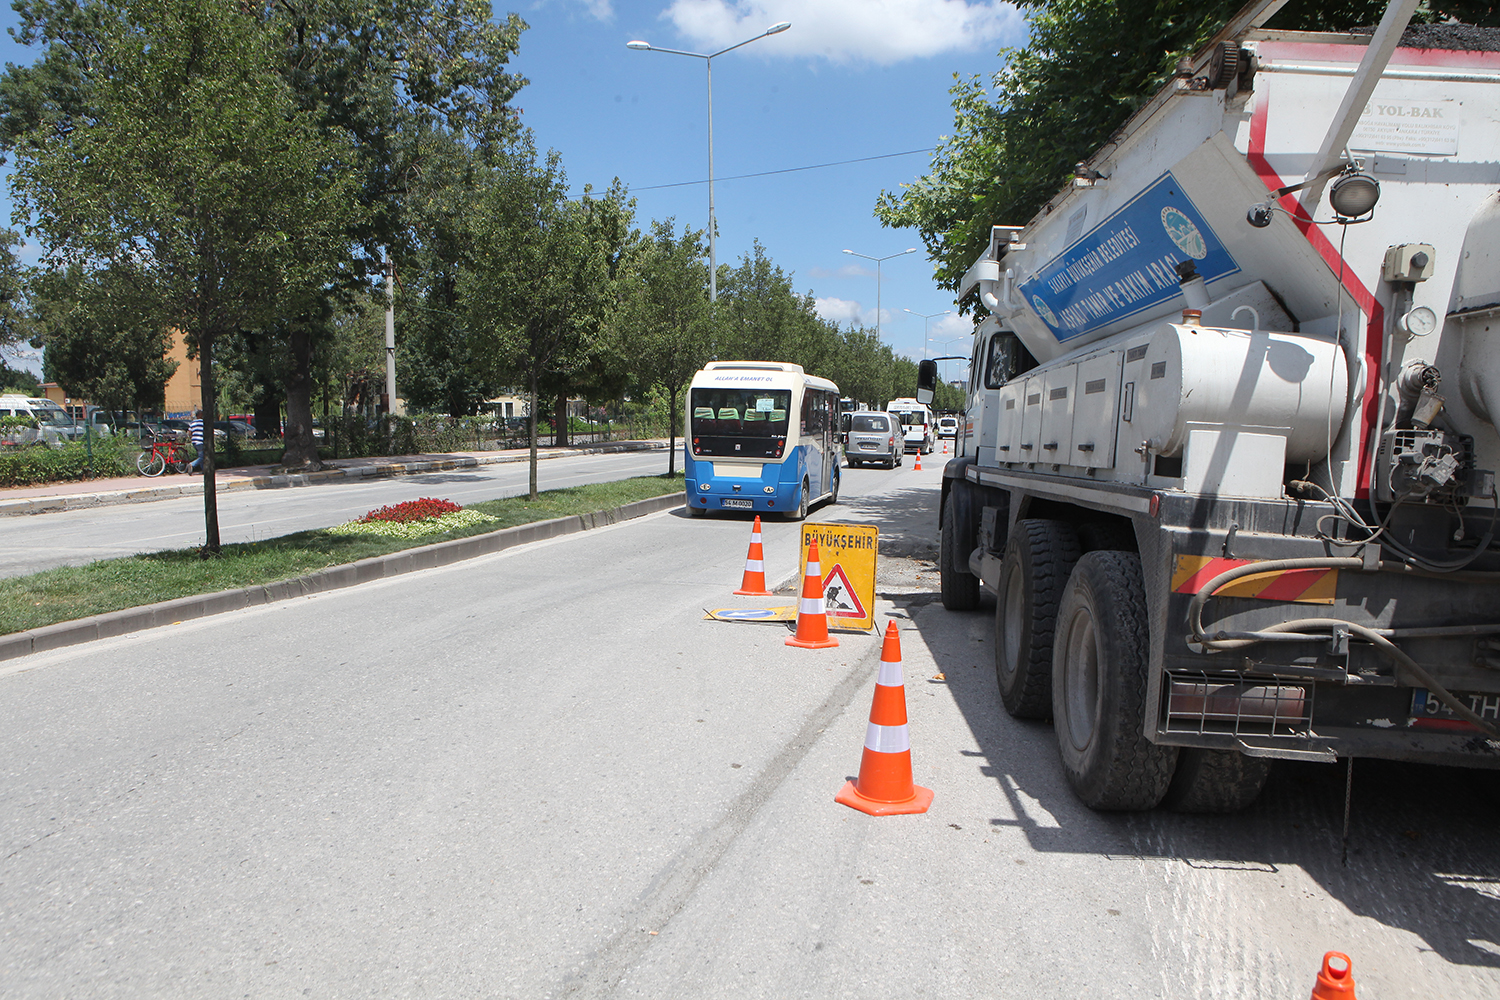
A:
[996,519,1078,718]
[829,469,840,505]
[1052,551,1177,810]
[785,479,809,521]
[687,501,705,518]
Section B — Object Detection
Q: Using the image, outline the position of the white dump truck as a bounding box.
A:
[924,0,1500,812]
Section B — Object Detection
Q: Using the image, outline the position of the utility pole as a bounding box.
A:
[384,253,397,415]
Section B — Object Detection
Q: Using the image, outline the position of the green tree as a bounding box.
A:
[10,0,358,553]
[267,4,526,465]
[618,220,713,473]
[874,0,1493,300]
[0,1,529,468]
[0,357,40,394]
[460,143,630,499]
[712,242,840,376]
[31,265,178,418]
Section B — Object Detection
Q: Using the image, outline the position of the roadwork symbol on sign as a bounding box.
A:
[821,564,865,619]
[799,522,878,631]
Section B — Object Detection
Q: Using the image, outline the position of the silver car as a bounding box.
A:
[843,411,903,469]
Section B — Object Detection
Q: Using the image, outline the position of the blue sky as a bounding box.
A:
[1,0,1030,384]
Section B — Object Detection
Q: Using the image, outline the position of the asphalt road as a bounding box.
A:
[2,460,1497,998]
[0,448,673,579]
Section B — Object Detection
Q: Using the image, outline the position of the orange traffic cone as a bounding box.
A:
[942,437,948,455]
[733,515,774,596]
[786,536,838,649]
[836,621,934,815]
[914,451,922,471]
[1309,953,1357,1000]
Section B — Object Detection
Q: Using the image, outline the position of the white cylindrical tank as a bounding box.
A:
[1133,322,1348,461]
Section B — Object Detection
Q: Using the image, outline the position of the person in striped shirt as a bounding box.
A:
[189,410,204,473]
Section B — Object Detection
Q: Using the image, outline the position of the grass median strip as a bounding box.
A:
[1,473,684,636]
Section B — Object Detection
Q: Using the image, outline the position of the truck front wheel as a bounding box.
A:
[1052,551,1177,810]
[940,490,981,611]
[995,519,1079,719]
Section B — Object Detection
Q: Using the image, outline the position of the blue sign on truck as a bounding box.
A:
[1019,172,1240,343]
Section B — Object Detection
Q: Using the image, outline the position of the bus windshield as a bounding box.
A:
[690,387,791,459]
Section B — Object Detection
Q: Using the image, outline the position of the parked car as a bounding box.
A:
[937,416,959,439]
[843,411,904,469]
[0,395,80,446]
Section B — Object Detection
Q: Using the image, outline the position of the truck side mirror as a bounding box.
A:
[916,359,937,405]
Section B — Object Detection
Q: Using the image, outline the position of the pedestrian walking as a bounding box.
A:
[189,410,204,473]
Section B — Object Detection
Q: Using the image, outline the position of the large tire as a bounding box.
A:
[828,468,840,506]
[1161,748,1272,813]
[995,519,1080,718]
[940,489,981,611]
[1052,551,1178,810]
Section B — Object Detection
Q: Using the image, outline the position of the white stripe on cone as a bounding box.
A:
[864,721,912,754]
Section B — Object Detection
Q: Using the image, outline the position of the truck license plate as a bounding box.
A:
[1410,688,1500,729]
[721,498,753,509]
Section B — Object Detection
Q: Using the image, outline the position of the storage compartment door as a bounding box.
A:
[1038,364,1078,464]
[1072,352,1121,470]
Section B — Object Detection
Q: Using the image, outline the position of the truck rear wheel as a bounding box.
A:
[1052,551,1177,810]
[1161,748,1272,813]
[940,490,981,611]
[995,519,1080,719]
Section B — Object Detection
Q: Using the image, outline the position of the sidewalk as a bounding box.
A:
[0,439,670,516]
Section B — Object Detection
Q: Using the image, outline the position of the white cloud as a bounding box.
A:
[807,263,872,279]
[815,296,876,327]
[662,0,1025,65]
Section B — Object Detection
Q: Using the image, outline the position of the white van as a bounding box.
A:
[0,395,80,447]
[886,398,935,454]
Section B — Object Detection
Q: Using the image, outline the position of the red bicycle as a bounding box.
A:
[136,437,192,476]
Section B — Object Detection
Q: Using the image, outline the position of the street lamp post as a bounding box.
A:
[903,307,951,363]
[628,22,791,302]
[843,247,915,339]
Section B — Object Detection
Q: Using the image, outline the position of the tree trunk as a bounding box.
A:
[667,384,678,476]
[528,366,539,501]
[199,330,221,557]
[554,392,569,447]
[280,323,320,471]
[253,395,282,442]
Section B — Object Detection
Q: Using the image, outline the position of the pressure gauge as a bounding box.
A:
[1399,305,1438,337]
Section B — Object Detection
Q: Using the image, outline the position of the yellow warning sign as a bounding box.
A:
[800,522,878,630]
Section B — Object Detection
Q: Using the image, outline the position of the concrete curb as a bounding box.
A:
[0,492,684,663]
[0,440,669,516]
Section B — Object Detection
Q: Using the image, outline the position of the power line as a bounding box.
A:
[623,147,934,192]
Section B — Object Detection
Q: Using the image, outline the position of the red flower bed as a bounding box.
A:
[358,497,463,524]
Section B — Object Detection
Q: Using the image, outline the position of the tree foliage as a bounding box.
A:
[32,265,178,416]
[460,143,636,498]
[9,0,358,552]
[875,0,1496,299]
[617,220,713,473]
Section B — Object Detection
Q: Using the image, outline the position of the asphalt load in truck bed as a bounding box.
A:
[1350,23,1500,51]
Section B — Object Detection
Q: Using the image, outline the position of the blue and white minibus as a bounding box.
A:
[684,361,841,519]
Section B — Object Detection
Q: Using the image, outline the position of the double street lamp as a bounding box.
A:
[843,247,915,339]
[903,307,951,362]
[628,22,792,302]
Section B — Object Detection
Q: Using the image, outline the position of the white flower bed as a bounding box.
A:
[325,509,499,540]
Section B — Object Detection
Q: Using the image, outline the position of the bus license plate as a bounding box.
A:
[1410,688,1500,729]
[721,498,753,509]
